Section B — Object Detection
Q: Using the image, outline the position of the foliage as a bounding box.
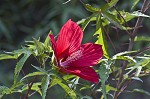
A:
[0,0,150,99]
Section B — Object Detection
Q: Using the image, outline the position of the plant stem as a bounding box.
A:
[113,0,149,98]
[24,76,37,99]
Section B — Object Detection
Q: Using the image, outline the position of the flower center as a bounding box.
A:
[60,48,83,67]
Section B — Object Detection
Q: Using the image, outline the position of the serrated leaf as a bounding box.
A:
[98,60,112,99]
[20,72,44,82]
[41,75,51,99]
[14,48,31,84]
[101,0,119,11]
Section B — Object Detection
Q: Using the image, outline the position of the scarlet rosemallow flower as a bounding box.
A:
[49,19,103,83]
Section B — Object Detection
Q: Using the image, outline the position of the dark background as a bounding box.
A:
[0,0,150,99]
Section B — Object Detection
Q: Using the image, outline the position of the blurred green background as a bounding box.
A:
[0,0,150,99]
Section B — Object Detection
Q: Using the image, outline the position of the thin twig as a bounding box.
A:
[24,76,37,99]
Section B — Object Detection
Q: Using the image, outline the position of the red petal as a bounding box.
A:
[63,67,99,83]
[56,19,83,60]
[67,43,103,67]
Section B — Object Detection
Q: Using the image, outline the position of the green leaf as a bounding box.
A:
[58,82,77,99]
[0,54,18,60]
[126,56,150,76]
[102,11,131,30]
[131,0,140,10]
[112,51,136,56]
[32,65,48,74]
[95,14,109,58]
[112,11,136,24]
[20,72,44,82]
[82,13,97,31]
[14,48,31,84]
[33,38,45,56]
[95,28,109,59]
[131,11,150,18]
[98,60,112,99]
[41,75,51,99]
[115,56,136,63]
[133,89,150,96]
[105,85,116,92]
[134,36,150,42]
[135,66,142,77]
[101,0,119,11]
[0,86,10,98]
[50,76,77,98]
[81,2,99,13]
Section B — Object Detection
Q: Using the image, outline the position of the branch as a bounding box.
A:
[113,0,149,98]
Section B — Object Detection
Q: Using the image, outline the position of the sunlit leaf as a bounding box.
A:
[112,55,136,63]
[95,14,109,59]
[131,11,150,18]
[113,51,136,57]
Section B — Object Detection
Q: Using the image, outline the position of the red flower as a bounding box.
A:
[49,20,103,83]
